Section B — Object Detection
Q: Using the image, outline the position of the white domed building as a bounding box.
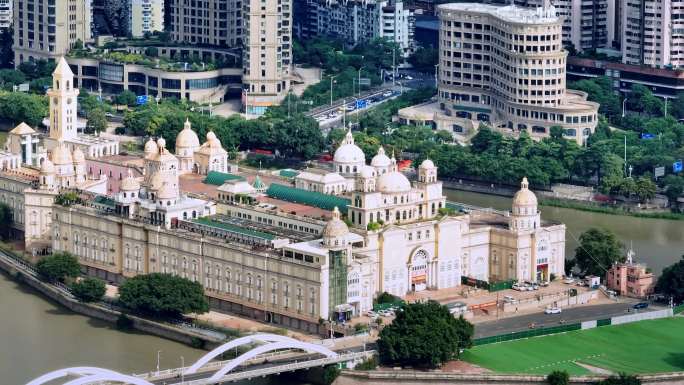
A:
[194,131,229,175]
[370,146,392,175]
[333,130,365,178]
[176,118,201,174]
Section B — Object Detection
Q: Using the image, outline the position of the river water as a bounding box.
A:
[2,189,683,384]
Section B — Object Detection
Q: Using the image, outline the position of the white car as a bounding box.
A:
[512,283,524,291]
[503,295,517,304]
[366,310,377,318]
[563,278,575,284]
[545,306,562,314]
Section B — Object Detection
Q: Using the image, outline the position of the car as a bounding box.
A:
[563,278,575,284]
[633,302,649,310]
[530,283,540,290]
[345,105,355,111]
[539,281,550,287]
[386,309,395,316]
[545,306,562,314]
[512,283,524,291]
[503,295,517,304]
[382,91,392,97]
[405,75,414,80]
[366,310,377,318]
[105,112,115,118]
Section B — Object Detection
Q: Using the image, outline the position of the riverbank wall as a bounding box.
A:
[335,370,684,385]
[0,252,223,350]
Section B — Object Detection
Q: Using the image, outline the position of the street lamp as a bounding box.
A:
[156,350,162,375]
[330,75,338,106]
[358,65,365,98]
[434,64,439,88]
[622,98,628,118]
[180,356,185,384]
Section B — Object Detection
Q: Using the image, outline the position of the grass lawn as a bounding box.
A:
[462,317,684,375]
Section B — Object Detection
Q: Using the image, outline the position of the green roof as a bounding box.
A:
[279,169,299,178]
[193,217,276,240]
[266,183,349,212]
[452,104,492,114]
[253,175,265,189]
[94,195,116,207]
[446,201,464,211]
[203,171,245,186]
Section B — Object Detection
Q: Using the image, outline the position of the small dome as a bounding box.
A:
[156,181,177,200]
[359,165,375,179]
[72,147,85,163]
[144,138,159,158]
[371,147,391,168]
[51,144,73,165]
[377,171,411,193]
[40,158,55,174]
[513,177,538,207]
[176,119,200,149]
[334,130,365,165]
[419,159,435,169]
[157,137,166,149]
[120,170,140,191]
[322,207,349,241]
[207,131,217,141]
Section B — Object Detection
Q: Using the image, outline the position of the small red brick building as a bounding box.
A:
[605,249,655,299]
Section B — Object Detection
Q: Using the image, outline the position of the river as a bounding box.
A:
[2,189,683,384]
[445,189,684,276]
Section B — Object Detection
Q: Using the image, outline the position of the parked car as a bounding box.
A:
[366,310,377,318]
[545,306,562,314]
[345,105,355,111]
[512,283,524,291]
[633,302,649,310]
[563,278,575,284]
[539,281,550,287]
[382,91,392,97]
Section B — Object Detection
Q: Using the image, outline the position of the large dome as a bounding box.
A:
[51,144,73,165]
[176,119,200,149]
[40,158,55,174]
[144,138,159,158]
[334,130,365,164]
[513,177,538,207]
[371,146,391,168]
[72,147,85,163]
[121,170,140,191]
[419,159,435,169]
[323,207,349,241]
[377,171,411,193]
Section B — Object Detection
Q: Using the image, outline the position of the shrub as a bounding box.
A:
[547,370,570,385]
[36,252,81,282]
[355,356,378,371]
[71,277,106,302]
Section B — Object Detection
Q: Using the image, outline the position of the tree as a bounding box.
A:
[573,228,624,276]
[655,255,684,303]
[408,47,438,73]
[597,373,641,385]
[547,370,570,385]
[0,202,13,239]
[0,27,13,68]
[86,107,108,133]
[71,277,106,302]
[118,273,209,318]
[0,92,48,126]
[377,301,473,368]
[36,252,81,283]
[114,90,138,107]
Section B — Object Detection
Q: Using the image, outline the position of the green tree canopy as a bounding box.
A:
[573,228,625,277]
[118,273,209,318]
[0,202,13,239]
[377,301,473,368]
[86,107,108,134]
[36,252,81,283]
[0,92,48,126]
[71,277,107,302]
[597,373,641,385]
[114,90,138,107]
[547,370,570,385]
[655,255,684,303]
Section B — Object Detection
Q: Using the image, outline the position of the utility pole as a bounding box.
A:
[624,135,628,177]
[392,49,396,86]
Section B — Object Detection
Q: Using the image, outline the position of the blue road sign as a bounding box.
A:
[674,160,683,173]
[641,133,655,140]
[136,95,149,105]
[356,99,367,109]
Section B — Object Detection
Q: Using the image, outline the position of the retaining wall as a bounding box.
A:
[0,254,223,350]
[335,370,684,385]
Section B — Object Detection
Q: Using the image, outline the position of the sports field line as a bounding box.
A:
[524,353,605,372]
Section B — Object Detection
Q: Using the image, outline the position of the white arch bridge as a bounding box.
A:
[26,333,374,385]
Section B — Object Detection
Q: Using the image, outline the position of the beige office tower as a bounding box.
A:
[242,0,292,115]
[621,0,684,68]
[13,0,92,65]
[437,3,599,144]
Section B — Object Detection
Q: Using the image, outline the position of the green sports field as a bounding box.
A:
[462,317,684,375]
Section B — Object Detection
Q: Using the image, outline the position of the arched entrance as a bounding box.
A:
[409,250,429,292]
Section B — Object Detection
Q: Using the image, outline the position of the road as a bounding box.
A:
[473,302,656,338]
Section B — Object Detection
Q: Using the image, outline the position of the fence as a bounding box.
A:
[473,323,581,346]
[473,307,675,346]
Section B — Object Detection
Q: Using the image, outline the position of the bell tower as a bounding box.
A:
[47,57,80,142]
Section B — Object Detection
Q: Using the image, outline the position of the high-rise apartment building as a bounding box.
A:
[242,0,292,114]
[131,0,164,37]
[621,0,684,68]
[167,0,243,47]
[294,0,415,57]
[0,0,12,29]
[437,3,599,144]
[516,0,615,53]
[13,0,93,65]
